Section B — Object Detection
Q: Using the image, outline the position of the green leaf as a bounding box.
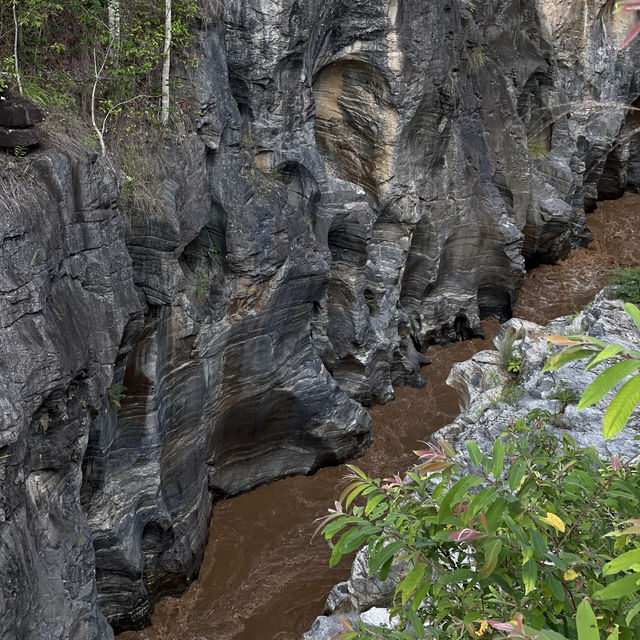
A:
[436,568,475,585]
[545,567,566,602]
[543,347,600,372]
[479,538,503,579]
[603,373,640,438]
[364,493,387,517]
[408,608,426,638]
[503,514,530,547]
[530,528,548,559]
[468,487,497,517]
[625,600,640,624]
[538,630,571,640]
[624,302,640,331]
[577,359,640,411]
[379,554,395,581]
[605,625,619,640]
[330,526,377,567]
[398,563,427,605]
[576,599,599,640]
[342,483,368,509]
[594,573,640,600]
[602,548,640,576]
[485,497,508,533]
[508,460,526,492]
[437,475,484,523]
[584,344,625,372]
[492,438,504,479]
[466,440,484,468]
[522,559,537,595]
[368,540,405,575]
[345,464,369,481]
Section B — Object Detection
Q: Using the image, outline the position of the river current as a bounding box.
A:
[119,194,640,640]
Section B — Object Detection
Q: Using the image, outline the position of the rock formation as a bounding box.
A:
[2,0,640,636]
[0,84,44,148]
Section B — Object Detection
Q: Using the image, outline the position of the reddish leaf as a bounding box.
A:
[448,528,485,542]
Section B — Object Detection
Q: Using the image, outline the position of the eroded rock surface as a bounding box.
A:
[440,291,640,458]
[2,0,640,636]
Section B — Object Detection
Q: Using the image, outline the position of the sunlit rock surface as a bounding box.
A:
[2,0,640,636]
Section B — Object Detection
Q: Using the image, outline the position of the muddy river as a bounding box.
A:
[120,194,640,640]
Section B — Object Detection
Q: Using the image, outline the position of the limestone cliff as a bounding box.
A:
[1,0,639,636]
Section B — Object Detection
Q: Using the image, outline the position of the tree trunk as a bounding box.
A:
[161,0,171,125]
[12,0,23,95]
[107,0,121,62]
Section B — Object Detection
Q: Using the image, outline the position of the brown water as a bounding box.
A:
[119,195,640,640]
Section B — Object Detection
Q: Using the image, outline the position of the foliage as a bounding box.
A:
[549,382,581,410]
[206,244,220,264]
[107,383,126,408]
[468,45,488,72]
[498,384,525,406]
[612,268,640,304]
[507,355,524,376]
[0,0,199,147]
[527,142,548,158]
[319,411,640,640]
[499,330,523,377]
[543,302,640,439]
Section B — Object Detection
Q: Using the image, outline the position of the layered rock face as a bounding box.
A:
[1,0,640,637]
[0,151,141,639]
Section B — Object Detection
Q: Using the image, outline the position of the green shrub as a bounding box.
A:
[612,268,640,304]
[507,354,523,376]
[319,411,640,640]
[319,303,640,640]
[468,45,488,72]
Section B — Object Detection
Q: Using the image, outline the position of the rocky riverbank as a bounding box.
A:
[302,289,640,638]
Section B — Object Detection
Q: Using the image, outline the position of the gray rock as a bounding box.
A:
[0,149,140,640]
[302,614,361,640]
[4,0,640,636]
[438,291,640,459]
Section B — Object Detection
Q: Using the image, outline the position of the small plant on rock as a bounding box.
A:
[108,384,126,408]
[612,268,640,305]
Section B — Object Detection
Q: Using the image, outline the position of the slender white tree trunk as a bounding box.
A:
[12,0,23,94]
[161,0,171,124]
[107,0,121,62]
[91,48,108,156]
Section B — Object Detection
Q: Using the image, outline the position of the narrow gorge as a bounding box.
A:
[1,1,640,639]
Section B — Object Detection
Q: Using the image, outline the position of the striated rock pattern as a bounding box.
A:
[2,0,640,636]
[0,150,141,639]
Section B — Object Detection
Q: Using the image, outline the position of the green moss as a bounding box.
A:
[612,267,640,303]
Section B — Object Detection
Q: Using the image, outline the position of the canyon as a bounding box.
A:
[1,0,640,638]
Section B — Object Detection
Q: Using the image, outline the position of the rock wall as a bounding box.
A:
[1,0,640,636]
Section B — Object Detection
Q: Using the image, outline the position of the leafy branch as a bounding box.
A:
[543,302,640,438]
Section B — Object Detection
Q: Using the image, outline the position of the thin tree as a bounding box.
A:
[107,0,121,63]
[161,0,171,124]
[12,0,23,94]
